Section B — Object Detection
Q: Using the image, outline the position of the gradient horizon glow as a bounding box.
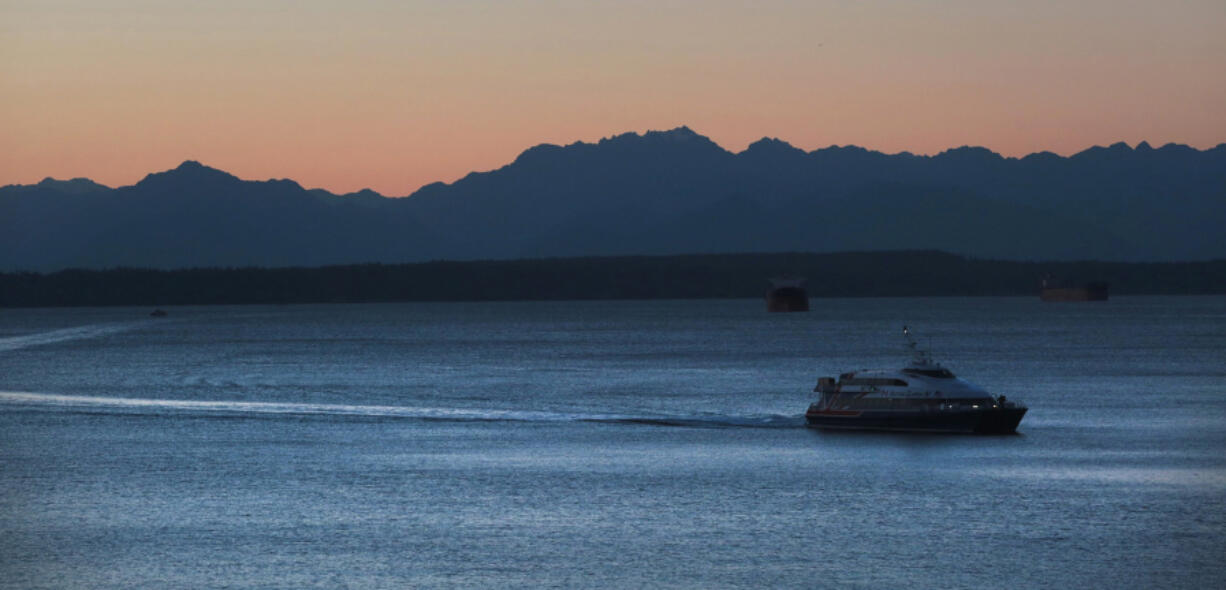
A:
[3,0,1224,196]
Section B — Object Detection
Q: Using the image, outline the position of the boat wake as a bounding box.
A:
[0,391,804,429]
[0,323,139,352]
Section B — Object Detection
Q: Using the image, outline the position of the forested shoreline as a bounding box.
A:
[2,251,1224,308]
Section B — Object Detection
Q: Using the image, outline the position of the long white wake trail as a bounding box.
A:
[0,391,597,421]
[0,391,802,428]
[0,323,139,353]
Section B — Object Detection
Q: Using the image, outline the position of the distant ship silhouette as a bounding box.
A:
[766,277,808,312]
[1040,276,1109,302]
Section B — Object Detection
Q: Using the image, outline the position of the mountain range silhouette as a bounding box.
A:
[3,127,1224,271]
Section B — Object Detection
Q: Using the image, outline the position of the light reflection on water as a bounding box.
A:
[976,466,1226,488]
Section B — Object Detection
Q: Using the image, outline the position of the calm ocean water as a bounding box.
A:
[2,297,1224,589]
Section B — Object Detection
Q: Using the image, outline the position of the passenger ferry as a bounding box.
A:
[805,327,1026,434]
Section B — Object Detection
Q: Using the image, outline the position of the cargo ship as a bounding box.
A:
[766,277,808,312]
[1040,276,1109,302]
[804,327,1027,434]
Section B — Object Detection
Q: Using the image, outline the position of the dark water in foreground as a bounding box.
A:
[2,297,1224,589]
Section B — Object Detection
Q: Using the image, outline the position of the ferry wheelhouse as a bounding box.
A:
[805,327,1026,434]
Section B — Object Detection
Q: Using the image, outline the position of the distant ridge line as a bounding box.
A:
[4,126,1225,270]
[8,132,1226,196]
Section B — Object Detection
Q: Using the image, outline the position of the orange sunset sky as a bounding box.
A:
[3,0,1224,196]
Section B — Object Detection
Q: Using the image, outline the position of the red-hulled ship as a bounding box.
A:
[1040,276,1109,302]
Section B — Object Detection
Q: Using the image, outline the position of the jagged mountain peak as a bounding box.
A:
[644,125,701,140]
[742,136,806,158]
[1073,142,1141,159]
[34,177,112,194]
[505,127,729,173]
[345,188,385,199]
[137,160,240,188]
[259,177,305,191]
[597,126,724,150]
[934,145,1005,161]
[511,142,567,166]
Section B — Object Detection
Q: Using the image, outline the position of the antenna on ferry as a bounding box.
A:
[902,325,916,351]
[902,325,930,366]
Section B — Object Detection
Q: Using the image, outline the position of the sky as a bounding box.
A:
[3,0,1224,196]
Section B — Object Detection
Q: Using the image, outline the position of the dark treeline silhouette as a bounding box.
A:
[2,251,1224,308]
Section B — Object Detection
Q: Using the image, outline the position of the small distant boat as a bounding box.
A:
[766,277,808,312]
[149,309,168,317]
[804,326,1027,434]
[1040,276,1109,302]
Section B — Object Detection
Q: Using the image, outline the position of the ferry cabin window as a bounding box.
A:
[844,398,931,410]
[902,368,955,379]
[840,378,909,387]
